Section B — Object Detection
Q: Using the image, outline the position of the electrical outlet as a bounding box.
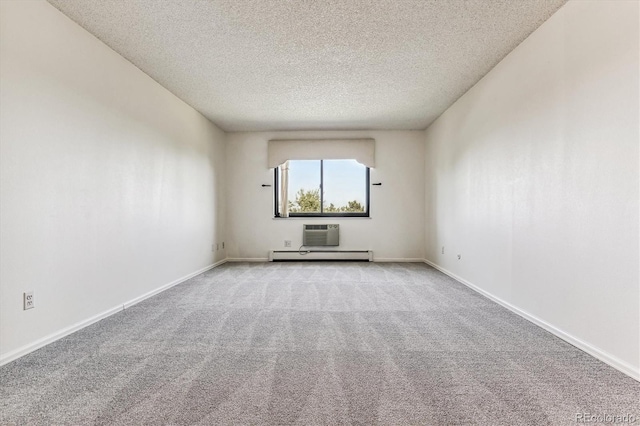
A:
[24,291,34,310]
[457,254,461,260]
[211,244,215,252]
[441,246,445,254]
[284,240,292,248]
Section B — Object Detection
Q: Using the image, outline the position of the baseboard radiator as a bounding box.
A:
[269,250,373,262]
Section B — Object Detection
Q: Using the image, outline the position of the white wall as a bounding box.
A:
[424,0,639,377]
[226,131,425,261]
[0,1,227,362]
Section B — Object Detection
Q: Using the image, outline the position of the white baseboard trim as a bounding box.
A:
[229,256,426,263]
[374,258,425,263]
[0,305,122,367]
[227,258,269,262]
[0,259,227,367]
[123,260,226,309]
[423,259,640,382]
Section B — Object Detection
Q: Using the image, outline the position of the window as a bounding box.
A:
[275,159,370,217]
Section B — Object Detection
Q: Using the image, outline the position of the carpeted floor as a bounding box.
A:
[1,262,638,425]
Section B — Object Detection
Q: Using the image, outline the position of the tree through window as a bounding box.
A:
[275,159,369,217]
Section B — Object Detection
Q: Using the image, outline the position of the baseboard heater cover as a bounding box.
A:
[269,250,373,261]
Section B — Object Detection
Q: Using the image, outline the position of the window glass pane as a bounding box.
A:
[323,159,367,213]
[287,160,321,213]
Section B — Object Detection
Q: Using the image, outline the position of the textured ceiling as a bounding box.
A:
[47,0,567,132]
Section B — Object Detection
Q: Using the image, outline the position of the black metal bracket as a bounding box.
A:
[372,183,382,186]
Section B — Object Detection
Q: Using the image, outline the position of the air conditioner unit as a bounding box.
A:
[303,224,339,246]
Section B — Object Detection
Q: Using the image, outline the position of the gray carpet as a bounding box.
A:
[1,262,638,425]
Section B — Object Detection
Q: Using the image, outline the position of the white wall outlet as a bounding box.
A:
[441,246,445,254]
[211,244,215,252]
[284,240,292,248]
[24,291,34,310]
[457,254,461,260]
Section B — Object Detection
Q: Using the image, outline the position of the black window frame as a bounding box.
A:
[274,159,370,218]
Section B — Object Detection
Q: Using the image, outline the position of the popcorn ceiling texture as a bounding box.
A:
[46,0,567,131]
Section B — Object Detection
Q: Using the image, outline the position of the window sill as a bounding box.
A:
[273,216,372,220]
